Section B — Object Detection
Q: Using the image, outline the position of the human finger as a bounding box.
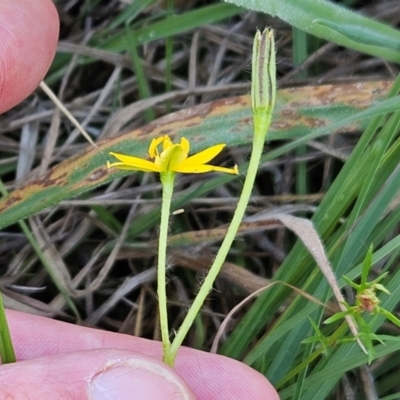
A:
[0,0,59,113]
[7,310,279,399]
[0,348,195,400]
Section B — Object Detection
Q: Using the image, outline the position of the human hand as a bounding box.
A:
[0,0,279,398]
[4,310,278,399]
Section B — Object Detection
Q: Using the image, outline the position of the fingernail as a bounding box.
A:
[88,357,194,400]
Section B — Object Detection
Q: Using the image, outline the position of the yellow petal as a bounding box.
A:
[109,152,160,172]
[174,163,239,175]
[180,137,190,154]
[162,135,173,151]
[149,137,164,158]
[181,144,225,167]
[109,137,237,176]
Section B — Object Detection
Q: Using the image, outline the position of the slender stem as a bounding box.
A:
[158,171,175,360]
[164,114,271,366]
[0,291,15,363]
[39,82,98,149]
[164,28,276,366]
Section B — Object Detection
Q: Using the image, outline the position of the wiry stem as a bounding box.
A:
[164,29,276,366]
[158,171,175,359]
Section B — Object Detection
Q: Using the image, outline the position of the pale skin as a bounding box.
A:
[0,1,279,398]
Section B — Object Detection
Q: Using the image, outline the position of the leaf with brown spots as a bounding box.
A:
[0,81,392,229]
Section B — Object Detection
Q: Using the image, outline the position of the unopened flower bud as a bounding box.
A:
[251,28,276,116]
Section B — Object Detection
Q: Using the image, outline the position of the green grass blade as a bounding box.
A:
[0,180,79,318]
[0,292,16,364]
[107,0,156,31]
[220,78,400,370]
[224,0,400,62]
[96,3,241,52]
[125,26,155,122]
[47,3,243,84]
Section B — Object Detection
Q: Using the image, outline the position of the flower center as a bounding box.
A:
[156,144,188,171]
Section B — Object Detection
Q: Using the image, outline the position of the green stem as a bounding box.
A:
[164,113,273,367]
[159,171,175,359]
[163,28,276,366]
[0,291,15,363]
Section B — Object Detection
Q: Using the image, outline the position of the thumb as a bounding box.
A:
[0,349,195,400]
[0,0,59,113]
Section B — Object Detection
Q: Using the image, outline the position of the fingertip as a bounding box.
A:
[0,350,196,400]
[6,310,279,399]
[89,357,195,400]
[0,0,59,113]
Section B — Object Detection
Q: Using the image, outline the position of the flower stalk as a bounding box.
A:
[108,135,237,363]
[158,171,175,355]
[107,28,276,367]
[164,28,276,366]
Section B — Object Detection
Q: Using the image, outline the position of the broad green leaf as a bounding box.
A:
[0,82,392,230]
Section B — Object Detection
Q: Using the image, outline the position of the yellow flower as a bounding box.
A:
[108,135,238,175]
